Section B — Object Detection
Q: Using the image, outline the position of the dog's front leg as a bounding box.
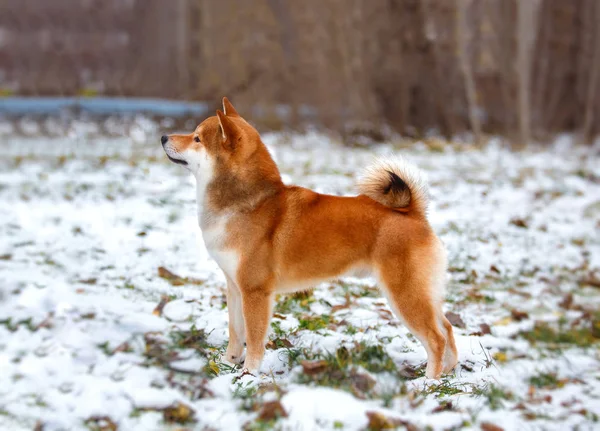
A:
[225,277,245,364]
[240,287,274,374]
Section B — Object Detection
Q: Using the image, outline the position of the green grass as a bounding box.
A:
[472,383,515,410]
[529,372,561,389]
[297,314,331,331]
[273,291,315,314]
[0,317,35,332]
[290,341,407,398]
[232,381,260,411]
[419,379,467,399]
[518,320,600,349]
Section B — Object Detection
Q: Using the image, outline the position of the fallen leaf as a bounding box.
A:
[479,323,492,335]
[258,400,287,421]
[559,293,574,309]
[163,402,195,424]
[494,316,513,326]
[445,312,466,329]
[493,352,507,363]
[365,412,416,431]
[490,265,501,274]
[331,304,350,313]
[78,278,97,285]
[461,362,474,372]
[398,364,420,379]
[278,338,293,348]
[266,338,293,349]
[432,401,453,413]
[351,371,376,393]
[480,422,504,431]
[152,295,171,317]
[111,342,131,355]
[377,308,394,320]
[579,274,600,289]
[509,218,529,229]
[208,360,220,375]
[301,360,329,375]
[158,266,185,286]
[510,309,529,321]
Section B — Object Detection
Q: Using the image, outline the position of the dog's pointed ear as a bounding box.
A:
[216,109,237,150]
[222,97,240,117]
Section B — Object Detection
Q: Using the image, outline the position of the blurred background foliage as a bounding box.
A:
[1,0,600,144]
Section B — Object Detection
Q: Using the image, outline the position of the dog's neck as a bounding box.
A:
[194,142,283,228]
[195,170,283,229]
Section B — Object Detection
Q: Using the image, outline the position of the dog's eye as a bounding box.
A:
[194,136,200,143]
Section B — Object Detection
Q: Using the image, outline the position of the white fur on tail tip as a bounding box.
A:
[357,156,430,213]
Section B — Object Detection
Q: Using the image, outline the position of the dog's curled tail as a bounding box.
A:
[357,156,429,215]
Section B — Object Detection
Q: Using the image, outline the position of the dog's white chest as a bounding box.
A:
[201,216,240,282]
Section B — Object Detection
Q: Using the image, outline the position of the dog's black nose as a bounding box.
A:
[161,135,168,145]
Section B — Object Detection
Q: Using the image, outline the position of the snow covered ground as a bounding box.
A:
[1,118,599,430]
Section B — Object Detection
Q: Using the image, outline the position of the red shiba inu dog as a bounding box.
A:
[161,98,458,379]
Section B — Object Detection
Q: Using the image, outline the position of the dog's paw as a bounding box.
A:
[222,350,246,366]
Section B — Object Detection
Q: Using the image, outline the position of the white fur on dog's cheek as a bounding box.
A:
[183,146,215,211]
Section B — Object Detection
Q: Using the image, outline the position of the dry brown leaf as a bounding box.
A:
[257,400,288,421]
[431,401,453,413]
[111,342,131,355]
[509,218,529,229]
[365,411,416,431]
[351,371,376,393]
[559,293,573,309]
[480,422,504,431]
[158,266,185,286]
[152,295,171,317]
[579,274,600,288]
[510,309,529,321]
[266,338,293,350]
[300,360,329,375]
[331,304,350,313]
[445,311,466,329]
[478,323,492,335]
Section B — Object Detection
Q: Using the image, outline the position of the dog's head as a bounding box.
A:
[161,97,258,174]
[161,97,281,211]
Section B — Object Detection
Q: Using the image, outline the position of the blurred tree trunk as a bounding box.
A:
[515,0,540,146]
[581,0,600,144]
[175,0,189,99]
[456,0,482,144]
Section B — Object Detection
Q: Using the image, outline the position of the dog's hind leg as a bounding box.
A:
[377,263,448,379]
[439,310,458,373]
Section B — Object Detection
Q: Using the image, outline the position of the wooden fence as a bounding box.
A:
[1,0,599,143]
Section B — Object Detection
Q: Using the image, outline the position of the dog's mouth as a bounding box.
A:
[166,154,188,166]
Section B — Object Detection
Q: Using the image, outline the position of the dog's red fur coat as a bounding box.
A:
[162,98,458,379]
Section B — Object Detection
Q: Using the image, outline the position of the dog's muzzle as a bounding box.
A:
[161,136,188,165]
